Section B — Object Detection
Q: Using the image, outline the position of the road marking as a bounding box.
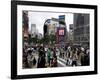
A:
[57,57,66,63]
[57,60,66,67]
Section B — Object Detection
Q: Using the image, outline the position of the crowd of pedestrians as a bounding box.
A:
[65,45,90,66]
[22,43,90,68]
[22,44,58,68]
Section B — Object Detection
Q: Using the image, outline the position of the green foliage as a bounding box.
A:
[49,34,56,44]
[28,34,56,45]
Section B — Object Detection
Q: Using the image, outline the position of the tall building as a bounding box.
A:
[23,11,29,41]
[68,24,74,43]
[44,18,59,36]
[44,19,50,37]
[43,16,68,45]
[73,13,90,47]
[44,17,67,36]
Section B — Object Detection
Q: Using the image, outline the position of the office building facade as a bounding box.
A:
[73,13,90,47]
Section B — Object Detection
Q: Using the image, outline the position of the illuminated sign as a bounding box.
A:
[59,29,64,35]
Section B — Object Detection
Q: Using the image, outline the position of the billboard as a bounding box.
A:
[56,27,66,44]
[58,27,66,36]
[59,15,65,22]
[59,29,64,35]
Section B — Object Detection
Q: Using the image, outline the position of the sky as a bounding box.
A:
[28,11,73,35]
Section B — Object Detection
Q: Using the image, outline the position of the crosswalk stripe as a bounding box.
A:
[57,60,66,67]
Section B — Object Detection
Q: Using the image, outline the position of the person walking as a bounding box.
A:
[53,55,57,67]
[71,48,78,66]
[78,48,85,66]
[37,47,46,68]
[27,50,33,68]
[50,48,54,67]
[47,48,51,66]
[83,48,90,66]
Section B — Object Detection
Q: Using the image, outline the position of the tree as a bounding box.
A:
[30,34,38,44]
[49,34,56,45]
[44,34,49,44]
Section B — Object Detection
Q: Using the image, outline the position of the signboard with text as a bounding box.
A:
[56,27,66,44]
